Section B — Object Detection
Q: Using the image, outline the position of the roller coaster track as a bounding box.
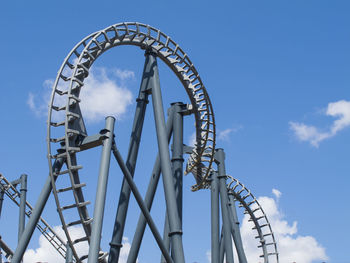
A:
[47,22,216,262]
[0,174,66,259]
[46,22,279,262]
[227,175,279,263]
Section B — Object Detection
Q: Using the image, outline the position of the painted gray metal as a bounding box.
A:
[111,144,174,263]
[18,174,27,243]
[108,50,152,262]
[0,184,4,219]
[211,171,220,263]
[11,158,65,262]
[227,176,279,262]
[228,195,247,263]
[215,149,235,263]
[0,237,13,260]
[66,243,73,263]
[40,21,279,263]
[127,107,174,263]
[87,116,115,263]
[151,53,185,263]
[0,174,66,260]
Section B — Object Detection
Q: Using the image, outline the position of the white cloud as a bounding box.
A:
[188,132,196,147]
[23,226,88,263]
[23,226,134,263]
[113,69,135,81]
[27,67,134,123]
[80,67,133,122]
[272,188,282,200]
[239,190,328,263]
[217,126,242,142]
[290,99,350,147]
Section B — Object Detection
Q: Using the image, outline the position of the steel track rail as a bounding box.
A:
[47,22,216,261]
[226,175,279,263]
[0,174,66,259]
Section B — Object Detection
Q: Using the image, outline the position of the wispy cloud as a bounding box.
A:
[27,67,135,123]
[239,190,327,263]
[23,226,134,263]
[217,125,242,142]
[290,100,350,147]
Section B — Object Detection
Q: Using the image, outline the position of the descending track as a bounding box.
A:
[0,174,66,259]
[227,176,279,263]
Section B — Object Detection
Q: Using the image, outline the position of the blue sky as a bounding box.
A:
[0,1,349,262]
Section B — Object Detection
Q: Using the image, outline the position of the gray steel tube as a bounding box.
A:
[0,187,4,219]
[66,243,73,263]
[127,109,174,263]
[112,144,174,263]
[18,174,27,243]
[161,102,184,262]
[109,51,151,262]
[216,149,234,263]
[0,237,14,259]
[211,171,220,263]
[219,231,224,263]
[151,54,185,263]
[171,102,184,224]
[160,216,170,263]
[228,194,247,263]
[11,157,65,263]
[88,116,115,263]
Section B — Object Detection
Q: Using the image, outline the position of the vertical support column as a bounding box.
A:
[161,102,185,262]
[215,149,234,263]
[151,52,185,263]
[65,243,73,263]
[0,186,4,219]
[88,116,115,263]
[211,171,220,263]
[18,174,27,243]
[171,102,184,225]
[109,50,152,262]
[12,157,65,263]
[127,109,174,263]
[228,194,247,263]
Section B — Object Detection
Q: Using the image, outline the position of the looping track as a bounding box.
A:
[47,22,215,261]
[226,175,279,262]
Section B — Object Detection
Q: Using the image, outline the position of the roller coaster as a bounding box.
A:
[0,22,278,263]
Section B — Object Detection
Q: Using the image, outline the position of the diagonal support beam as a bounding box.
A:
[127,106,174,263]
[111,144,173,263]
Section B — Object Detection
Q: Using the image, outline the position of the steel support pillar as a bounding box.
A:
[161,102,185,262]
[109,50,152,262]
[161,217,170,263]
[216,149,234,263]
[127,109,174,263]
[228,194,247,263]
[66,243,73,263]
[151,53,185,263]
[211,171,220,263]
[11,157,65,263]
[111,144,173,263]
[88,116,115,263]
[0,187,4,219]
[219,230,224,263]
[18,174,27,243]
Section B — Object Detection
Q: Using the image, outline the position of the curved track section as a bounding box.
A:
[227,176,279,263]
[47,22,216,261]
